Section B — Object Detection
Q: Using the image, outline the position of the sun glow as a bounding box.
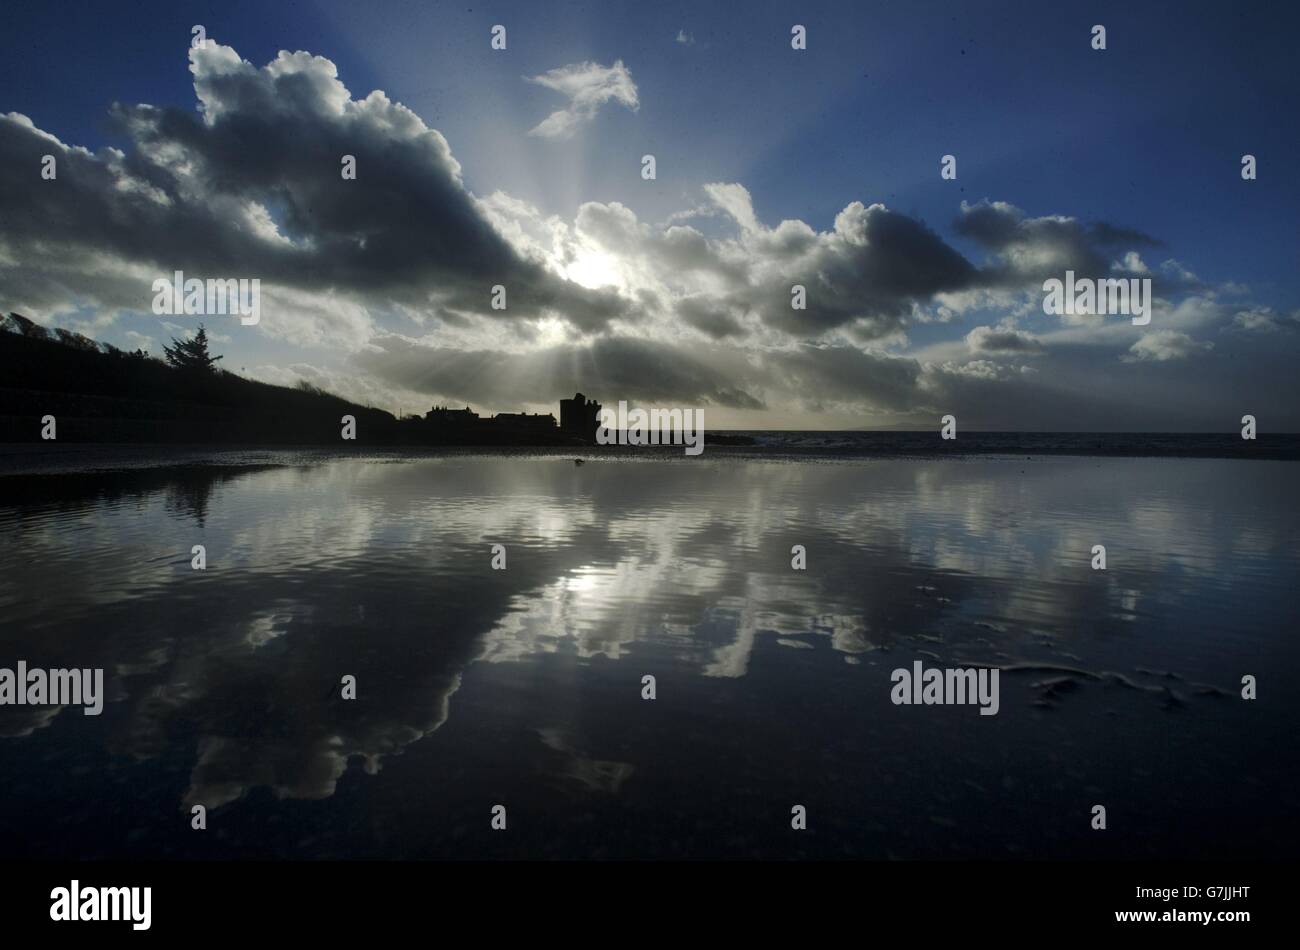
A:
[565,249,622,289]
[535,316,568,346]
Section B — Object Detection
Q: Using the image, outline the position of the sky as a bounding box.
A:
[1,0,1298,429]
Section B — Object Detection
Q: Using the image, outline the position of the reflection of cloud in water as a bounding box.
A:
[1,453,1296,817]
[184,672,462,809]
[0,703,63,739]
[537,728,634,795]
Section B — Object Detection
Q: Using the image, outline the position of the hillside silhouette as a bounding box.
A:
[0,313,403,444]
[0,313,616,446]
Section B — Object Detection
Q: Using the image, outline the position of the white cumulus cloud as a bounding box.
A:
[525,60,639,139]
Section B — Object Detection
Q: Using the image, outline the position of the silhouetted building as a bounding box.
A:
[425,405,479,427]
[560,392,601,442]
[491,411,557,433]
[420,398,595,442]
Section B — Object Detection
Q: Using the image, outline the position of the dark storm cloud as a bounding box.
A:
[0,43,627,330]
[704,195,979,339]
[779,203,976,336]
[966,325,1046,355]
[764,343,922,411]
[676,296,745,339]
[954,199,1157,286]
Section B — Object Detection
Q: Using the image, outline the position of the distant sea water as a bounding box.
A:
[0,442,1297,859]
[728,430,1300,459]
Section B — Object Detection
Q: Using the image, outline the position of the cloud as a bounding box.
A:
[676,296,746,339]
[485,183,982,345]
[525,60,639,139]
[0,42,627,338]
[478,184,984,344]
[1231,307,1289,333]
[1160,259,1200,285]
[1121,330,1214,363]
[966,325,1045,355]
[955,199,1163,290]
[604,184,978,340]
[717,189,978,338]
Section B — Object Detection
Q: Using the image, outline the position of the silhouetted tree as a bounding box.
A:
[163,323,223,372]
[104,343,152,360]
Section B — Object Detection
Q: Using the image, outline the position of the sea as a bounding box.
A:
[1,434,1297,858]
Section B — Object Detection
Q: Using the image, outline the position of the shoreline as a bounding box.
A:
[2,436,1299,476]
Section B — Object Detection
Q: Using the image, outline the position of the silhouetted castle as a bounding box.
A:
[418,394,596,443]
[560,392,601,442]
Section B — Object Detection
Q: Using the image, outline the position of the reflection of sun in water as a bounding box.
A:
[563,567,602,595]
[565,249,621,289]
